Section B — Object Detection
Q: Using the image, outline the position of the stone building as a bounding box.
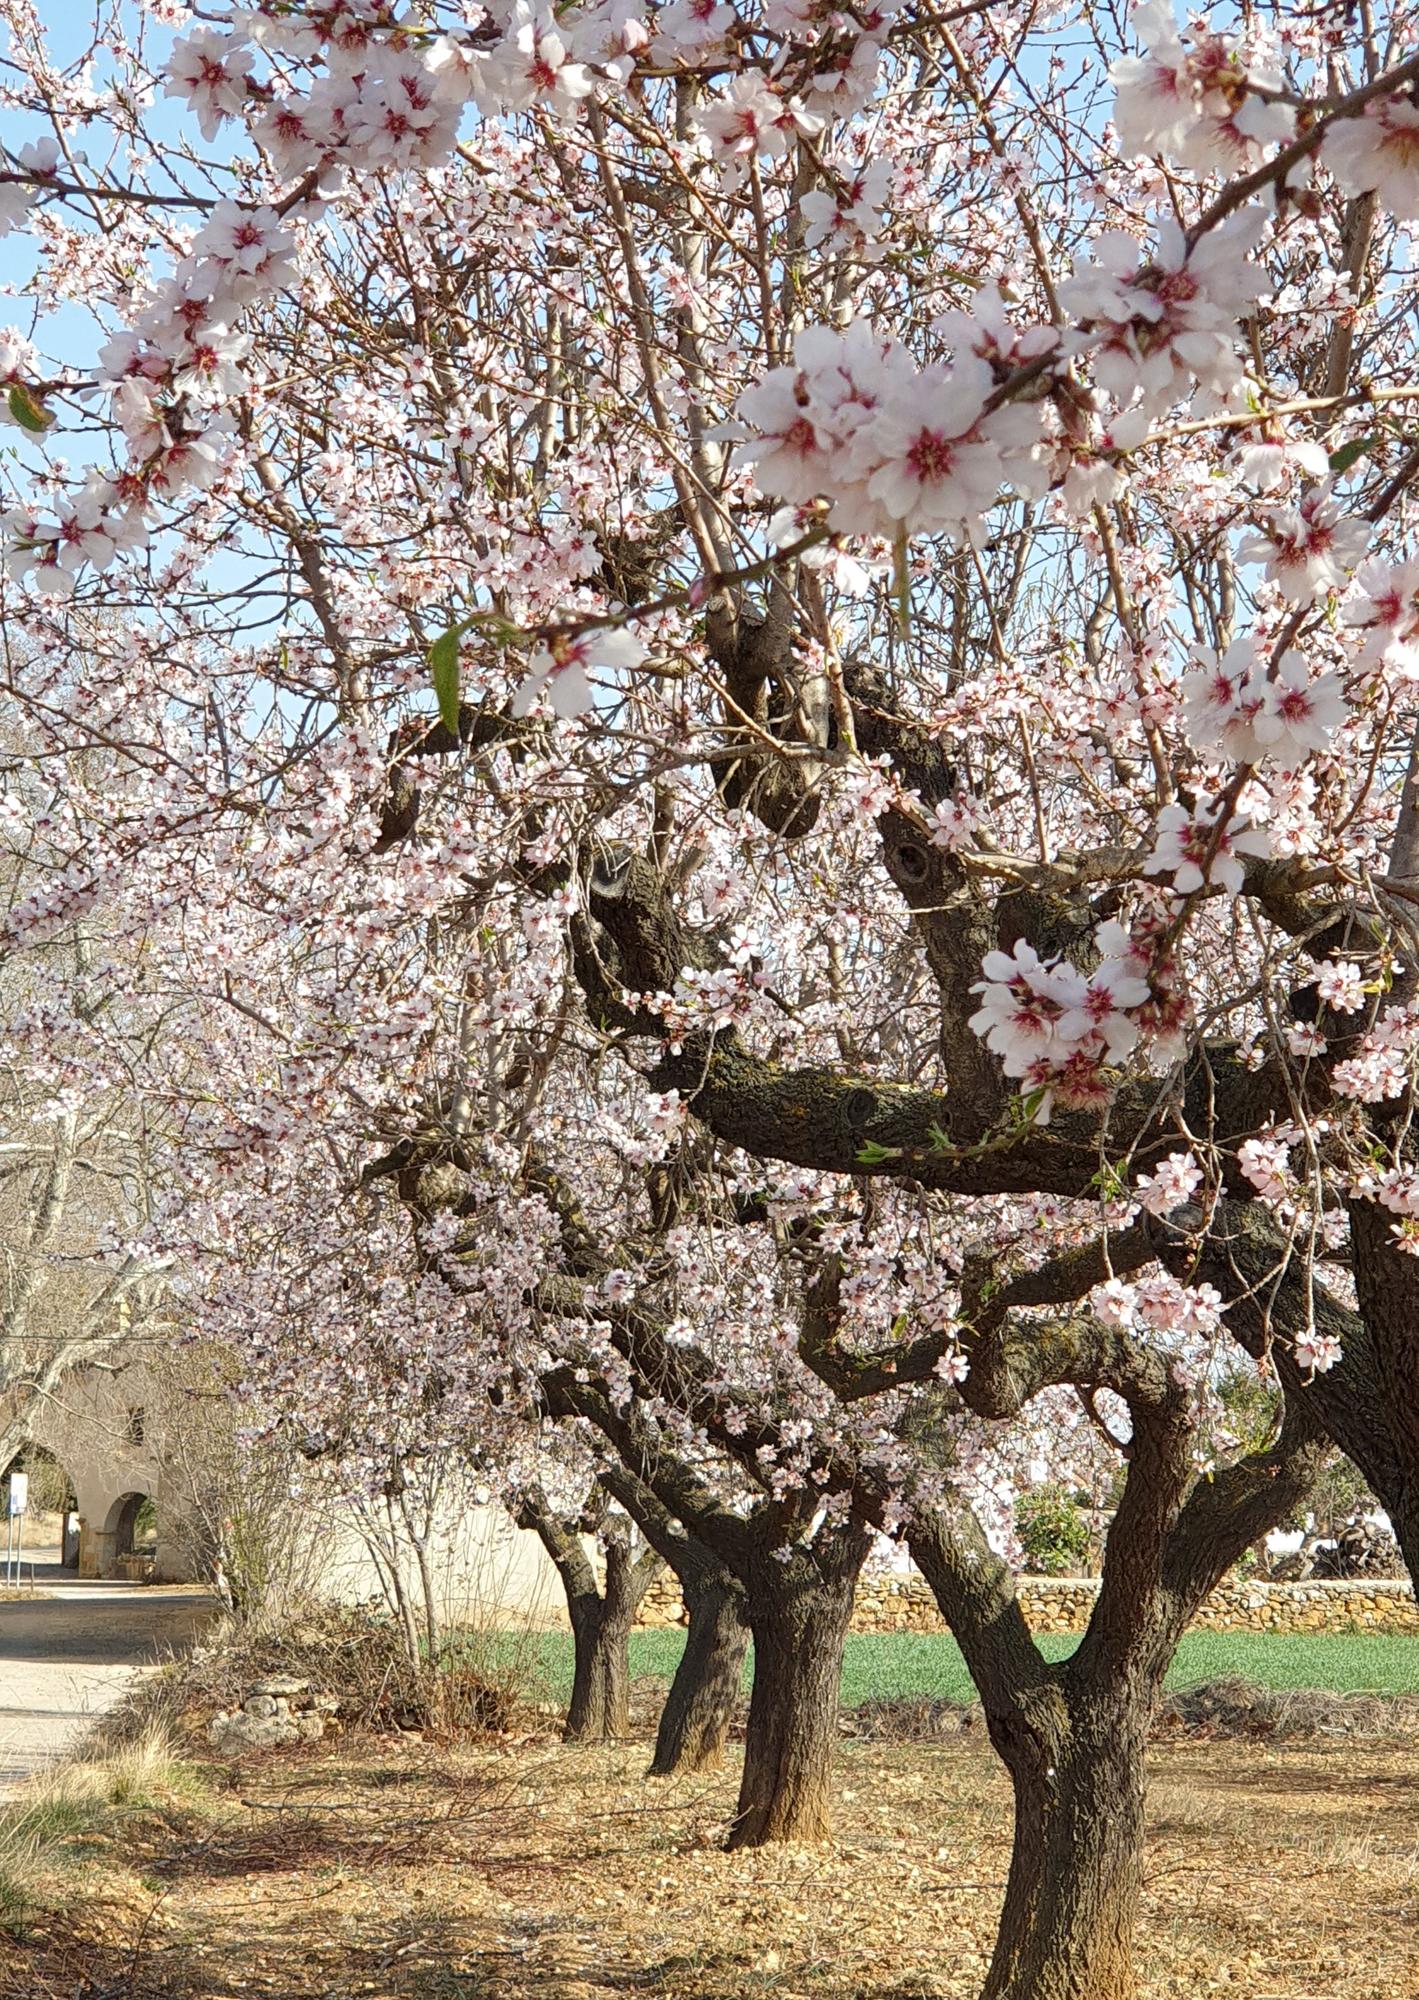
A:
[17,1355,192,1581]
[8,1354,568,1618]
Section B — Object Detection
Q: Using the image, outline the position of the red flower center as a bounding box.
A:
[908,429,956,482]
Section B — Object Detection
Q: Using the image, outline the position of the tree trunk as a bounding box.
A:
[1382,1492,1419,1590]
[565,1537,647,1741]
[566,1597,631,1739]
[728,1529,867,1847]
[982,1689,1149,2000]
[649,1574,748,1775]
[515,1483,663,1744]
[590,1459,750,1776]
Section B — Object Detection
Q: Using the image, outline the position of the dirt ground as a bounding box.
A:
[7,1678,1418,2000]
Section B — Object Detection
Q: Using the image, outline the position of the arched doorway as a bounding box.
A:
[106,1490,158,1576]
[3,1445,80,1569]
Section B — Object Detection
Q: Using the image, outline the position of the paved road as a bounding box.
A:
[0,1552,217,1788]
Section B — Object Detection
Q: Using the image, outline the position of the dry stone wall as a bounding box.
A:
[635,1569,1419,1636]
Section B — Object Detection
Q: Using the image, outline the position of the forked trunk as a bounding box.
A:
[565,1537,646,1741]
[982,1690,1149,2000]
[728,1541,863,1847]
[650,1576,749,1774]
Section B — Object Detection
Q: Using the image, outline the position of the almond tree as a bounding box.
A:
[512,1479,664,1741]
[7,6,1419,1999]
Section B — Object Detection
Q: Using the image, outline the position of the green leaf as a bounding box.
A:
[6,382,53,433]
[1328,435,1378,475]
[429,622,464,733]
[856,1139,903,1166]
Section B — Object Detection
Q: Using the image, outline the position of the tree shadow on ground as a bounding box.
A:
[1187,1756,1419,1799]
[1,1908,485,2000]
[141,1796,547,1887]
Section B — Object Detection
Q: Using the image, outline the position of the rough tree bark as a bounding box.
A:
[598,1462,750,1774]
[729,1519,871,1848]
[650,1566,749,1775]
[565,1534,646,1740]
[910,1382,1325,2000]
[515,1485,663,1742]
[985,1687,1148,2000]
[1323,1201,1419,1581]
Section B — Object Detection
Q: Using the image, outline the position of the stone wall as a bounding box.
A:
[635,1568,1419,1636]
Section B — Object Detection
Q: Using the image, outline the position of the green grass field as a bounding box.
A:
[512,1627,1419,1704]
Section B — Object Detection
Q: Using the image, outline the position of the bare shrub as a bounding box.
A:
[152,1350,331,1627]
[104,1602,529,1751]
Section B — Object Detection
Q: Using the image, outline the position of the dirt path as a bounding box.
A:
[0,1554,217,1786]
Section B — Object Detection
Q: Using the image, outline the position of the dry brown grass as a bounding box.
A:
[3,1691,1416,2000]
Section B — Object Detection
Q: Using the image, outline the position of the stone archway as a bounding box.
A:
[1,1443,81,1571]
[96,1489,158,1580]
[24,1361,198,1582]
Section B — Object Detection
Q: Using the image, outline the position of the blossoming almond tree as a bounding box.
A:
[6,2,1419,1996]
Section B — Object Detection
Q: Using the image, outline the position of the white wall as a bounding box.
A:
[303,1499,573,1628]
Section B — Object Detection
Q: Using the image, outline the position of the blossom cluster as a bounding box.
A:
[1111,3,1419,233]
[1331,1006,1419,1104]
[1180,639,1345,769]
[1110,2,1294,175]
[1344,559,1419,681]
[737,203,1283,540]
[1133,1149,1204,1218]
[1144,800,1270,899]
[735,318,1047,543]
[1238,1125,1301,1204]
[1322,95,1419,221]
[1354,1164,1419,1260]
[625,927,772,1049]
[1093,1268,1223,1339]
[968,924,1154,1121]
[3,189,302,591]
[1058,209,1270,419]
[1238,489,1369,606]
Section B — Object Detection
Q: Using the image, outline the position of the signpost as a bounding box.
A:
[4,1470,27,1589]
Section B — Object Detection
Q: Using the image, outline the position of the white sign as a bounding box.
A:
[7,1472,27,1517]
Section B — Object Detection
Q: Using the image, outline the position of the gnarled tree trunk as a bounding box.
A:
[729,1521,869,1848]
[910,1508,1155,2000]
[595,1460,750,1777]
[910,1376,1325,2000]
[982,1687,1150,2000]
[650,1569,749,1774]
[516,1484,662,1743]
[565,1532,661,1741]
